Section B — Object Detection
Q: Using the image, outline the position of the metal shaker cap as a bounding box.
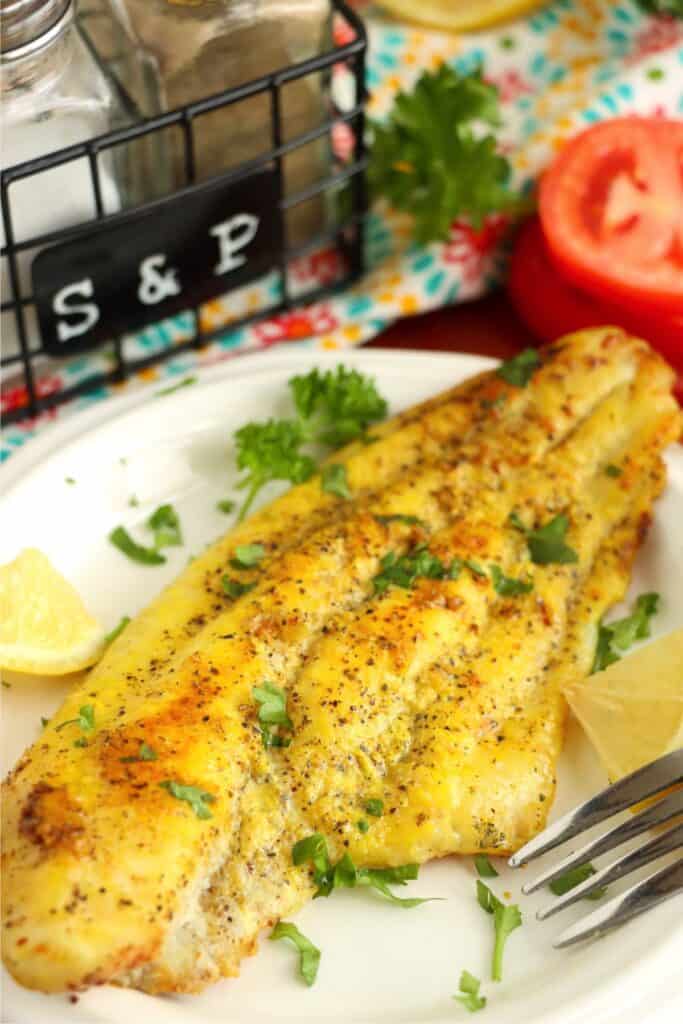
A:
[1,0,72,60]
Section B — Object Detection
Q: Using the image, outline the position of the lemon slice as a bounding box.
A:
[0,549,105,675]
[374,0,543,33]
[564,628,683,781]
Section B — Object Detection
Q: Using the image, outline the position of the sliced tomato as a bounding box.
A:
[539,118,683,317]
[507,217,683,383]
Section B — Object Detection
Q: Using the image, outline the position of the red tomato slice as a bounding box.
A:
[507,218,683,382]
[539,118,683,316]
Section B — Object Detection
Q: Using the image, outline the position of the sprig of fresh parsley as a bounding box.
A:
[592,593,660,672]
[233,367,387,519]
[549,862,606,901]
[270,921,321,986]
[477,880,522,982]
[292,834,435,907]
[369,65,520,243]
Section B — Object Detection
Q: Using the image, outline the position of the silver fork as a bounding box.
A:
[508,748,683,947]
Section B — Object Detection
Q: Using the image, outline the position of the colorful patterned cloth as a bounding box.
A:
[2,0,682,460]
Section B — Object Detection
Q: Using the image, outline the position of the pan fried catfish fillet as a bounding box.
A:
[2,329,680,995]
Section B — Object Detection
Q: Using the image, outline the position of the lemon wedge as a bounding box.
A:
[564,628,683,781]
[374,0,543,33]
[0,548,105,675]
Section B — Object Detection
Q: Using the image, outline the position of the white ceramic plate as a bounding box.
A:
[2,349,682,1024]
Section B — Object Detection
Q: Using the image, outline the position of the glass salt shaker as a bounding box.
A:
[1,0,127,365]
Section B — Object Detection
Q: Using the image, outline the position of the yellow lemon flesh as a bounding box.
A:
[0,549,105,676]
[374,0,544,33]
[564,628,683,781]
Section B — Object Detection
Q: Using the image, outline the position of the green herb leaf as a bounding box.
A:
[155,375,197,397]
[464,559,487,578]
[374,514,425,527]
[109,526,166,565]
[369,64,519,243]
[549,862,606,901]
[105,616,131,646]
[474,854,499,878]
[231,543,265,569]
[634,0,683,17]
[234,419,315,521]
[496,348,541,388]
[270,921,321,986]
[524,514,578,566]
[128,495,140,508]
[253,681,292,749]
[365,798,384,817]
[120,742,158,764]
[216,499,236,515]
[322,463,352,500]
[41,716,49,728]
[73,737,88,748]
[159,780,215,819]
[147,504,182,549]
[56,704,95,735]
[222,576,256,599]
[289,366,388,448]
[454,969,487,1012]
[476,880,522,982]
[592,592,660,673]
[373,545,449,595]
[604,464,622,478]
[2,681,11,689]
[357,819,369,833]
[489,564,533,597]
[65,476,76,485]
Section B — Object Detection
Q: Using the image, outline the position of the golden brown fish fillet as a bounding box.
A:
[2,328,680,995]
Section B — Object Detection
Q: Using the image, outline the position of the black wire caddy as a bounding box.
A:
[1,0,368,426]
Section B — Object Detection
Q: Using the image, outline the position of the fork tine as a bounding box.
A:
[522,787,683,894]
[538,820,683,919]
[553,857,683,948]
[508,748,683,868]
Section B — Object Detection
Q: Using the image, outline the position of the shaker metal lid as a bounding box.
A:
[1,0,72,59]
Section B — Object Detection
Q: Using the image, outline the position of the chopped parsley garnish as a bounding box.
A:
[474,854,499,878]
[128,495,139,508]
[454,969,487,1012]
[155,375,197,397]
[2,680,11,689]
[464,559,487,578]
[253,681,292,749]
[322,463,351,500]
[489,564,533,597]
[147,504,182,549]
[73,737,88,748]
[357,819,370,833]
[365,798,384,817]
[509,511,578,565]
[222,576,256,600]
[476,880,522,982]
[233,367,387,519]
[105,615,130,646]
[604,464,622,478]
[216,499,236,515]
[592,592,660,673]
[292,834,434,907]
[65,476,76,485]
[270,921,321,986]
[496,348,541,388]
[41,716,49,728]
[109,526,166,565]
[231,543,265,569]
[120,742,158,764]
[56,704,95,738]
[372,545,453,595]
[159,780,215,819]
[374,514,425,527]
[368,64,520,243]
[549,862,606,901]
